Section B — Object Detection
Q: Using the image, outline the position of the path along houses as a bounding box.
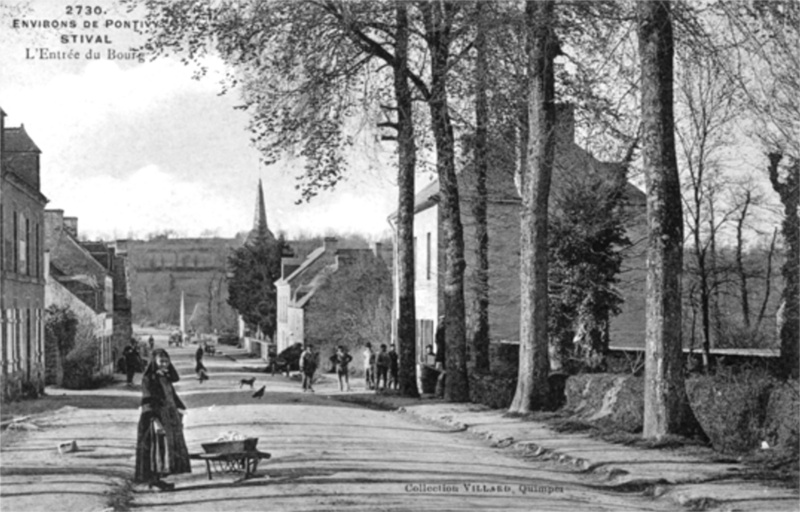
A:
[389,105,648,369]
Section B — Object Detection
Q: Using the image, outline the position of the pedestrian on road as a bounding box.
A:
[331,346,353,392]
[195,343,208,382]
[148,335,155,352]
[299,344,318,393]
[435,317,446,398]
[363,343,375,390]
[388,344,399,390]
[376,344,391,391]
[134,348,191,491]
[123,338,143,387]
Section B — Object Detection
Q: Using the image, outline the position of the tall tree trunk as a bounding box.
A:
[394,2,420,397]
[767,154,799,380]
[471,0,490,374]
[638,0,704,439]
[422,2,469,402]
[755,228,778,331]
[735,191,752,328]
[509,0,557,413]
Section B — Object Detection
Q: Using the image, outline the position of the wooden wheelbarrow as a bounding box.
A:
[190,438,271,482]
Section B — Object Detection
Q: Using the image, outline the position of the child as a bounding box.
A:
[388,344,399,390]
[376,344,391,391]
[331,346,353,392]
[299,345,318,393]
[363,343,375,390]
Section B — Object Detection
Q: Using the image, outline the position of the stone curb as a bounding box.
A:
[394,405,797,510]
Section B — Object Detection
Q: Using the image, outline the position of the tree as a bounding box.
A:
[548,173,630,372]
[637,0,703,439]
[44,305,78,386]
[509,0,558,414]
[470,0,490,375]
[675,46,738,371]
[226,236,287,338]
[767,154,799,379]
[420,1,470,402]
[391,1,420,398]
[136,0,426,395]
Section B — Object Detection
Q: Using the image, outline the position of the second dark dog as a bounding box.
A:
[240,377,256,389]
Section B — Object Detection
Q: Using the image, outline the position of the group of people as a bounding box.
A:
[296,342,399,393]
[363,342,399,392]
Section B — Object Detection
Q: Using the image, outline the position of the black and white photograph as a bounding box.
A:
[1,0,798,510]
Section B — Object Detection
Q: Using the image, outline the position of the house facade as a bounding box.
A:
[275,237,392,358]
[276,237,340,353]
[44,210,116,382]
[1,111,48,400]
[391,106,647,369]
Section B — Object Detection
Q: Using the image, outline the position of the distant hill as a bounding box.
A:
[122,234,388,333]
[124,237,240,332]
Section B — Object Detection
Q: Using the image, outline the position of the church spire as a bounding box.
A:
[254,179,268,233]
[247,179,275,245]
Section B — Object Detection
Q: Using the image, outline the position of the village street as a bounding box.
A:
[0,336,675,512]
[2,335,798,512]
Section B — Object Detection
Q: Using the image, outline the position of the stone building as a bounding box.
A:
[276,237,340,352]
[44,211,115,382]
[275,238,392,355]
[83,240,132,364]
[390,106,647,369]
[0,110,48,400]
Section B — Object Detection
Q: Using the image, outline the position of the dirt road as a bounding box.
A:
[1,341,674,511]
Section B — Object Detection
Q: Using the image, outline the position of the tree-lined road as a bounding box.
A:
[1,341,674,511]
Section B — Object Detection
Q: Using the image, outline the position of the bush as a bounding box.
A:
[469,373,517,409]
[687,367,776,453]
[62,325,100,390]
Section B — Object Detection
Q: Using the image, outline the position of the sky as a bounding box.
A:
[0,0,401,241]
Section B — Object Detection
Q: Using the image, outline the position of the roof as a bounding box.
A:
[278,245,326,285]
[294,264,336,308]
[388,179,440,220]
[4,126,41,153]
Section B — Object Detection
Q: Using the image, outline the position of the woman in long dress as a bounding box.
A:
[134,348,191,490]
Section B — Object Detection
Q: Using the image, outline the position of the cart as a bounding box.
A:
[190,438,270,482]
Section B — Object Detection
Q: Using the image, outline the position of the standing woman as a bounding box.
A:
[135,349,191,490]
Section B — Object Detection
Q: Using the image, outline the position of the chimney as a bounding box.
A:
[323,236,338,253]
[63,217,78,238]
[45,209,64,230]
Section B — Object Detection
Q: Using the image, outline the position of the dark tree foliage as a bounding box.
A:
[548,175,630,372]
[226,235,289,338]
[45,304,78,360]
[767,154,799,379]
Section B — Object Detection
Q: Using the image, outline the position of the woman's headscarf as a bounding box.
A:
[143,348,176,379]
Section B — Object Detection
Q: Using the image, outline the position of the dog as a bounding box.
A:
[252,385,266,399]
[240,377,256,389]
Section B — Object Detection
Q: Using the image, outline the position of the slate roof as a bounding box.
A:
[4,126,41,153]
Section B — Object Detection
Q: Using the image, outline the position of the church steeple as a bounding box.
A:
[247,179,275,245]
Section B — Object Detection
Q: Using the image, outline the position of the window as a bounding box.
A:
[12,211,18,273]
[25,217,31,276]
[426,232,432,281]
[413,236,418,276]
[35,223,40,278]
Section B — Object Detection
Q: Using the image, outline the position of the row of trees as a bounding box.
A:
[135,0,798,439]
